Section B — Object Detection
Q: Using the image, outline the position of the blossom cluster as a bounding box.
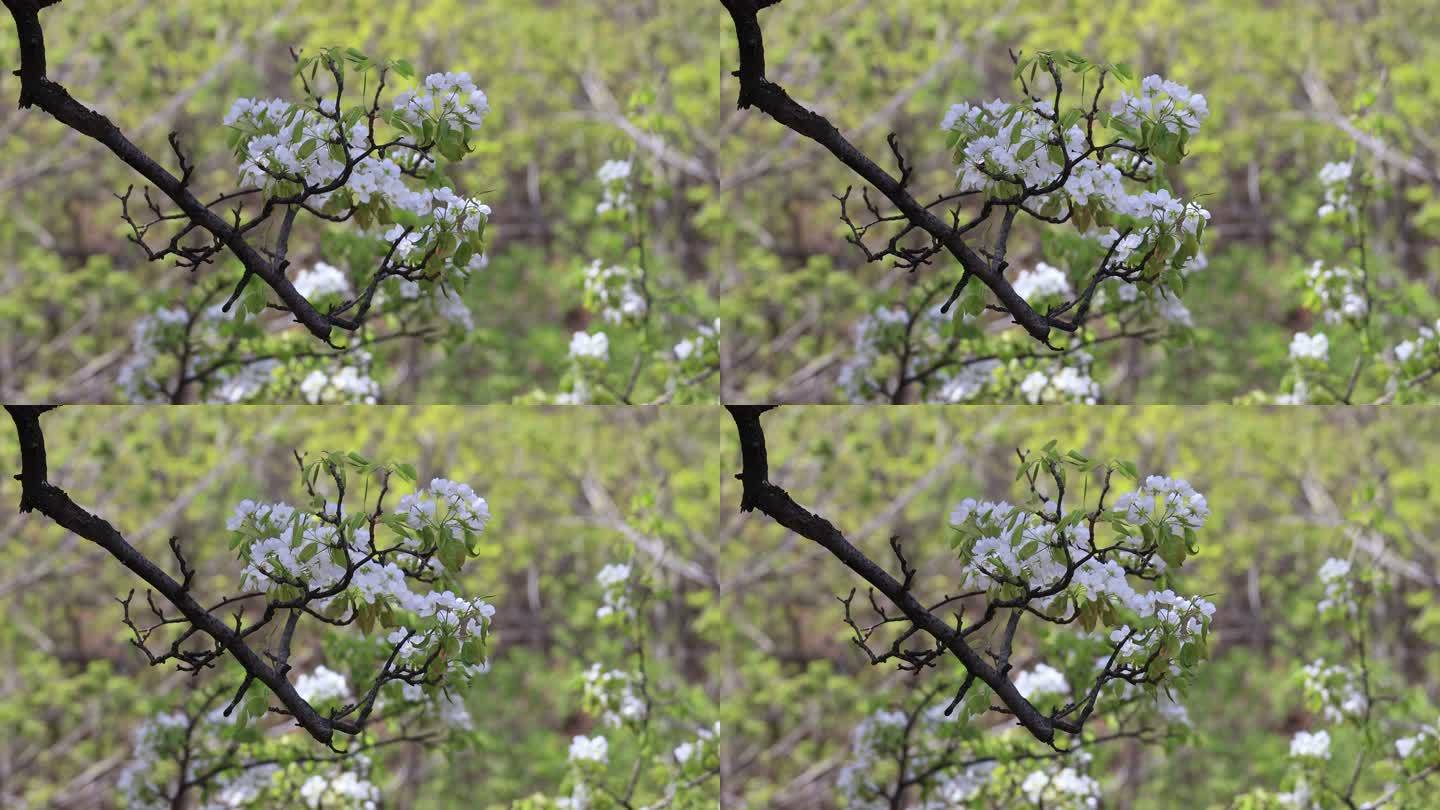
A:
[1315,557,1356,616]
[544,563,716,810]
[941,98,1089,197]
[594,562,633,621]
[837,304,1007,404]
[291,262,353,301]
[1288,729,1331,760]
[594,159,633,216]
[541,151,717,407]
[674,319,720,366]
[117,252,479,403]
[1393,319,1440,378]
[395,477,493,543]
[553,331,612,404]
[1395,719,1439,764]
[1289,332,1330,364]
[569,734,609,764]
[836,701,1108,810]
[224,55,491,312]
[1303,261,1368,325]
[583,260,647,326]
[294,665,353,707]
[1011,262,1073,305]
[116,701,386,810]
[298,768,382,810]
[569,331,610,363]
[582,664,646,728]
[949,467,1215,676]
[299,353,382,404]
[1013,663,1071,702]
[1020,763,1102,810]
[1093,248,1206,327]
[1256,558,1440,809]
[226,98,432,217]
[1110,74,1210,138]
[1316,160,1356,219]
[835,245,1199,403]
[836,707,992,810]
[1018,356,1102,405]
[1301,660,1367,724]
[391,71,490,130]
[227,473,495,691]
[839,306,942,402]
[117,305,281,404]
[1112,475,1210,534]
[941,68,1211,272]
[673,722,720,769]
[118,307,201,403]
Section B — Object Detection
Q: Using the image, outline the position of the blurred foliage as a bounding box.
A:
[719,406,1440,807]
[0,406,722,807]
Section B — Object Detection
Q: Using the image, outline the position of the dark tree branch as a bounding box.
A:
[3,0,337,342]
[4,405,364,745]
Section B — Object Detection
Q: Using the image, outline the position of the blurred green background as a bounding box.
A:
[718,405,1440,807]
[0,406,722,807]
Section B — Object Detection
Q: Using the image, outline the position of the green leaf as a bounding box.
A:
[439,537,466,573]
[1179,643,1200,668]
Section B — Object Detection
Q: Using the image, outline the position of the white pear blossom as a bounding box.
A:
[291,262,353,300]
[294,665,352,706]
[569,331,610,362]
[583,664,647,728]
[391,71,489,129]
[1289,730,1331,760]
[1018,358,1102,405]
[595,159,633,215]
[1289,332,1329,363]
[1301,660,1367,723]
[298,770,381,810]
[1110,74,1209,136]
[1316,160,1355,218]
[595,563,633,620]
[1012,262,1074,303]
[568,735,609,764]
[299,362,381,405]
[1014,663,1071,700]
[583,261,647,325]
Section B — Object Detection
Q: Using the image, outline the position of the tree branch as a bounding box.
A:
[4,405,350,744]
[2,0,337,342]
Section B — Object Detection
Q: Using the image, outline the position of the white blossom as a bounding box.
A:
[1289,730,1331,760]
[1289,332,1329,363]
[569,331,610,362]
[568,735,609,764]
